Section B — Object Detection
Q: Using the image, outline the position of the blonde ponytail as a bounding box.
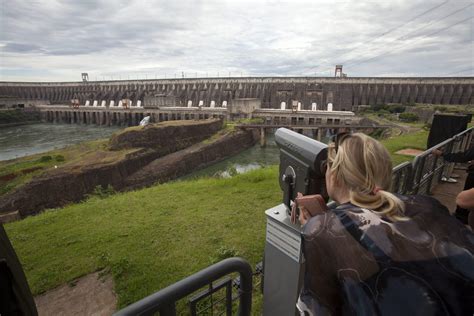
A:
[329,133,406,221]
[350,190,406,221]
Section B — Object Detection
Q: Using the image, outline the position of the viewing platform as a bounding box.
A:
[432,167,468,213]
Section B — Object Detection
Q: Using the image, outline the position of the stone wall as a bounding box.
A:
[1,77,472,111]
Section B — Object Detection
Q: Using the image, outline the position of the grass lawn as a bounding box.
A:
[381,129,429,166]
[5,166,281,311]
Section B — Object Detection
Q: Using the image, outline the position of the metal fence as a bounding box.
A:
[391,127,473,195]
[114,257,253,316]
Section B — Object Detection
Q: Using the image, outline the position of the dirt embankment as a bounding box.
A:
[0,120,258,220]
[125,129,258,189]
[109,119,223,151]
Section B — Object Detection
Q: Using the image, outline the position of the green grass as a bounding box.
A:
[4,166,281,311]
[381,129,429,166]
[202,126,235,144]
[0,155,63,195]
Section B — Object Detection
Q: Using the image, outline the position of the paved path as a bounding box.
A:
[35,272,116,316]
[431,166,467,214]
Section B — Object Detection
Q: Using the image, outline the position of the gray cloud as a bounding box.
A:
[0,0,472,81]
[3,43,44,53]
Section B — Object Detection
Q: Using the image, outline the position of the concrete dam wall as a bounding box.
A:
[1,77,473,111]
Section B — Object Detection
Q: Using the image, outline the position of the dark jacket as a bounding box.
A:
[298,195,474,316]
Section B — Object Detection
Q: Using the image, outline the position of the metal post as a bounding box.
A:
[260,127,266,147]
[114,257,252,316]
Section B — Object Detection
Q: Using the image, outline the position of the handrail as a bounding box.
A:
[113,257,253,316]
[391,161,413,194]
[392,127,473,195]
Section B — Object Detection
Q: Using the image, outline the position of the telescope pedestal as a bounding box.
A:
[263,204,304,316]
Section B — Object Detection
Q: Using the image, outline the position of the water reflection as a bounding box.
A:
[0,123,121,161]
[182,135,281,179]
[183,131,331,179]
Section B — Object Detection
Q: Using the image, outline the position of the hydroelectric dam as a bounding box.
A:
[1,77,473,112]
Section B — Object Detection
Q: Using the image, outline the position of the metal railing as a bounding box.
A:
[391,161,413,194]
[114,257,253,316]
[391,127,473,195]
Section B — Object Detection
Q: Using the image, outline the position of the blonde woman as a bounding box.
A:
[296,133,474,316]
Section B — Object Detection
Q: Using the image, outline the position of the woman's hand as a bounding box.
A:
[298,206,312,226]
[432,149,443,157]
[290,192,304,224]
[291,192,326,225]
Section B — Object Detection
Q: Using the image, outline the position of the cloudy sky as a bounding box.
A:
[0,0,472,82]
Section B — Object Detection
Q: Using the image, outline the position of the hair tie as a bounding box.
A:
[373,187,382,194]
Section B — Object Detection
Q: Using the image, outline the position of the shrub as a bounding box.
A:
[55,155,65,162]
[388,105,406,113]
[369,129,385,139]
[371,104,389,112]
[88,185,116,199]
[377,109,391,117]
[399,112,419,122]
[38,155,52,163]
[434,106,447,112]
[228,166,238,177]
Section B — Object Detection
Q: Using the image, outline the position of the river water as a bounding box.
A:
[182,134,281,179]
[0,122,282,177]
[186,131,333,179]
[0,123,121,161]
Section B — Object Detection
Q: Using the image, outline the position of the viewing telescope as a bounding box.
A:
[274,128,328,213]
[263,128,329,316]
